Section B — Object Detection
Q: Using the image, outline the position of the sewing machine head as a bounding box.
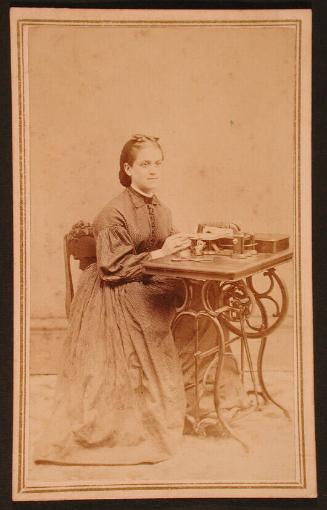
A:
[189,223,289,258]
[190,225,256,258]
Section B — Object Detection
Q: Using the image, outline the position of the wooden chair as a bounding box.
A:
[64,221,96,317]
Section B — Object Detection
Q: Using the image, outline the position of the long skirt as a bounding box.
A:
[34,263,186,465]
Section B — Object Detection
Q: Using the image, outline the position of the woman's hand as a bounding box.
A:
[150,234,191,260]
[161,233,191,255]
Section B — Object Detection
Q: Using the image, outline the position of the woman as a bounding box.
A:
[34,135,192,465]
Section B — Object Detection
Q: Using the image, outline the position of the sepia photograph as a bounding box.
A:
[10,7,315,500]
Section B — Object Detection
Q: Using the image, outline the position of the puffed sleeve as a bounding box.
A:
[96,225,151,284]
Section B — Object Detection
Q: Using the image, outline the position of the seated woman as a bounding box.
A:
[34,134,245,466]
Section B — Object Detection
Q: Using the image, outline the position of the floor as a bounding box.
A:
[26,323,298,487]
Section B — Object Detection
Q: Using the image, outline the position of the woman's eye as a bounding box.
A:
[141,162,150,167]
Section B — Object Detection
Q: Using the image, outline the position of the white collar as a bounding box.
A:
[130,184,154,198]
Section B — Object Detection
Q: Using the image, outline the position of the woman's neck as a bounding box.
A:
[130,184,154,198]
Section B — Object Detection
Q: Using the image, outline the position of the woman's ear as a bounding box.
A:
[124,162,132,176]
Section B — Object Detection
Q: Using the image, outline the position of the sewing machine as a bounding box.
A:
[184,223,289,259]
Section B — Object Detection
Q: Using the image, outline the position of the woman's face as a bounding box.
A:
[124,145,163,194]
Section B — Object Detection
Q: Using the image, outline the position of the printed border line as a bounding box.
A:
[17,16,304,493]
[16,17,305,494]
[17,18,26,494]
[19,24,299,29]
[292,18,304,488]
[297,17,306,490]
[19,18,301,25]
[22,19,29,493]
[23,480,304,490]
[21,484,305,494]
[293,20,302,487]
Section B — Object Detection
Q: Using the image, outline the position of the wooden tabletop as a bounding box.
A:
[142,250,293,281]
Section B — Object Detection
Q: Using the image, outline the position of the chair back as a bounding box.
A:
[64,221,96,317]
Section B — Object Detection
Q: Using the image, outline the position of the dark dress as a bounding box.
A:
[34,187,186,465]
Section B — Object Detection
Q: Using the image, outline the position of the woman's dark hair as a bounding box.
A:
[119,134,164,187]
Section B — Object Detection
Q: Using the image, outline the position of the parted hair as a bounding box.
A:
[119,134,163,187]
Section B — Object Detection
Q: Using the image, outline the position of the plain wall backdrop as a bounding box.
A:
[28,24,296,318]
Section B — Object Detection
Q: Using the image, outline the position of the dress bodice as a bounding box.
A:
[92,187,174,284]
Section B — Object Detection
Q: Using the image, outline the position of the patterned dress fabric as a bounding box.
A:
[34,187,187,465]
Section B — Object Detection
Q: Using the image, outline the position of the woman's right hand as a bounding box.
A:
[151,234,191,259]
